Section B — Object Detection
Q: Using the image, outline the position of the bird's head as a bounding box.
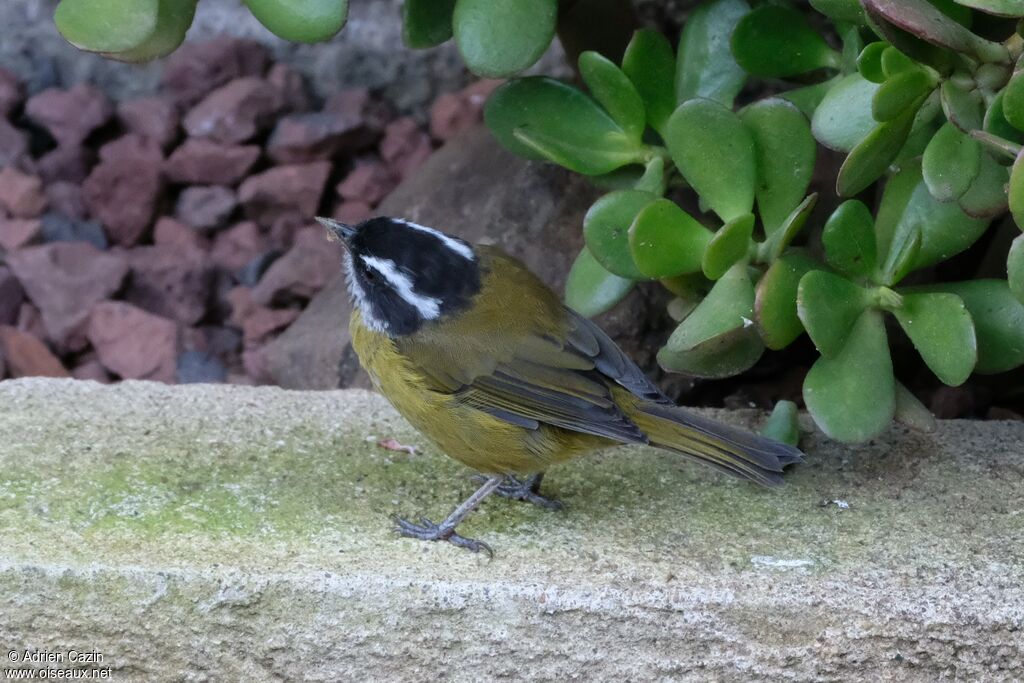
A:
[316,216,481,337]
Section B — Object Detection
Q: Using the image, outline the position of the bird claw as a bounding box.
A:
[473,474,564,511]
[393,515,494,558]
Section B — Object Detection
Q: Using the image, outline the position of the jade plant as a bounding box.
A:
[54,0,1024,443]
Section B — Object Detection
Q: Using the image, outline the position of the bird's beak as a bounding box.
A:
[316,217,357,245]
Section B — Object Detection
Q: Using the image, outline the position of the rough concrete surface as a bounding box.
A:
[0,378,1022,681]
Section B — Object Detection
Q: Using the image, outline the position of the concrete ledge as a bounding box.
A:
[1,379,1022,680]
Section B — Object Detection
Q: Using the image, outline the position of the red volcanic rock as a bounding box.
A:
[162,37,271,107]
[164,139,261,186]
[266,112,376,164]
[0,266,24,325]
[86,302,179,383]
[238,162,331,227]
[34,144,96,185]
[251,226,340,305]
[125,244,215,325]
[72,357,112,383]
[153,216,206,250]
[0,326,69,378]
[0,119,29,168]
[44,181,88,220]
[16,303,46,341]
[0,217,41,251]
[332,200,373,225]
[227,286,256,328]
[82,143,163,247]
[6,243,128,350]
[429,80,501,142]
[183,77,282,145]
[335,160,397,205]
[0,67,24,116]
[116,96,180,150]
[211,221,267,273]
[0,167,47,218]
[266,63,311,113]
[98,134,163,165]
[241,306,300,345]
[25,84,112,147]
[380,117,433,179]
[175,185,237,232]
[324,88,391,136]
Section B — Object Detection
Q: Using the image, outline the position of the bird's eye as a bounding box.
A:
[363,268,376,282]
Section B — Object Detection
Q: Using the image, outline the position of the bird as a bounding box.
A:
[316,215,803,555]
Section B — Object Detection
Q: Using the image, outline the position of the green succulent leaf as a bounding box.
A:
[857,42,888,83]
[629,199,714,278]
[1011,150,1024,229]
[921,280,1024,373]
[583,190,658,280]
[484,77,647,175]
[453,0,556,77]
[958,150,1010,218]
[740,98,816,234]
[953,0,1024,15]
[891,292,977,386]
[666,98,757,222]
[731,4,840,77]
[1008,234,1024,304]
[803,309,895,443]
[55,0,161,54]
[702,213,754,280]
[875,162,990,279]
[676,0,750,107]
[763,194,818,263]
[862,7,954,73]
[658,263,764,378]
[402,0,456,48]
[810,0,866,24]
[634,156,666,195]
[114,0,198,62]
[872,68,935,122]
[779,77,838,119]
[894,381,937,432]
[798,270,870,357]
[760,400,801,447]
[940,79,985,132]
[812,73,882,152]
[579,51,646,142]
[985,91,1024,144]
[564,247,635,318]
[622,29,677,135]
[755,250,817,350]
[243,0,348,43]
[823,200,878,278]
[1002,71,1024,132]
[881,45,916,77]
[922,121,982,202]
[862,0,1007,62]
[837,104,919,197]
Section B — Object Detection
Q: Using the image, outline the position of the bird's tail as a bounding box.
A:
[623,398,803,487]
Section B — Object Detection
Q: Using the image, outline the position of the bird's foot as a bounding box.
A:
[394,515,493,557]
[474,474,564,511]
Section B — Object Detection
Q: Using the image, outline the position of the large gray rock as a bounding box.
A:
[263,125,668,389]
[1,378,1022,680]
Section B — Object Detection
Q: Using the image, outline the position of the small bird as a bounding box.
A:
[317,216,802,554]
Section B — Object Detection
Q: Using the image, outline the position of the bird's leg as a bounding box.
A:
[394,475,504,555]
[475,472,564,511]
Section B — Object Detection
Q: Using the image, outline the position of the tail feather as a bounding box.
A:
[628,402,804,487]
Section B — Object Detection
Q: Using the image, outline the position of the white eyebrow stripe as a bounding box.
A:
[360,255,442,320]
[396,219,476,261]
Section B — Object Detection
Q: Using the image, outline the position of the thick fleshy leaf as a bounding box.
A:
[922,121,982,201]
[112,0,198,62]
[583,190,657,279]
[1009,234,1024,303]
[984,91,1024,144]
[243,0,348,42]
[940,79,984,133]
[809,0,866,24]
[731,5,840,77]
[629,199,713,278]
[453,0,557,77]
[804,309,895,442]
[875,162,990,277]
[857,42,888,83]
[760,400,800,447]
[741,98,816,234]
[676,0,750,107]
[922,280,1024,373]
[862,7,954,73]
[1011,150,1024,229]
[579,51,646,141]
[862,0,1007,62]
[894,381,937,432]
[892,292,976,385]
[763,194,818,262]
[958,150,1010,218]
[622,29,676,135]
[402,0,455,48]
[812,73,882,152]
[836,105,918,197]
[1002,71,1024,132]
[665,99,756,222]
[952,0,1024,16]
[634,157,666,195]
[658,263,764,378]
[564,247,635,318]
[484,77,647,175]
[872,69,935,123]
[823,200,877,278]
[702,213,753,280]
[779,78,838,119]
[881,46,916,77]
[755,250,817,350]
[797,270,870,356]
[55,0,160,53]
